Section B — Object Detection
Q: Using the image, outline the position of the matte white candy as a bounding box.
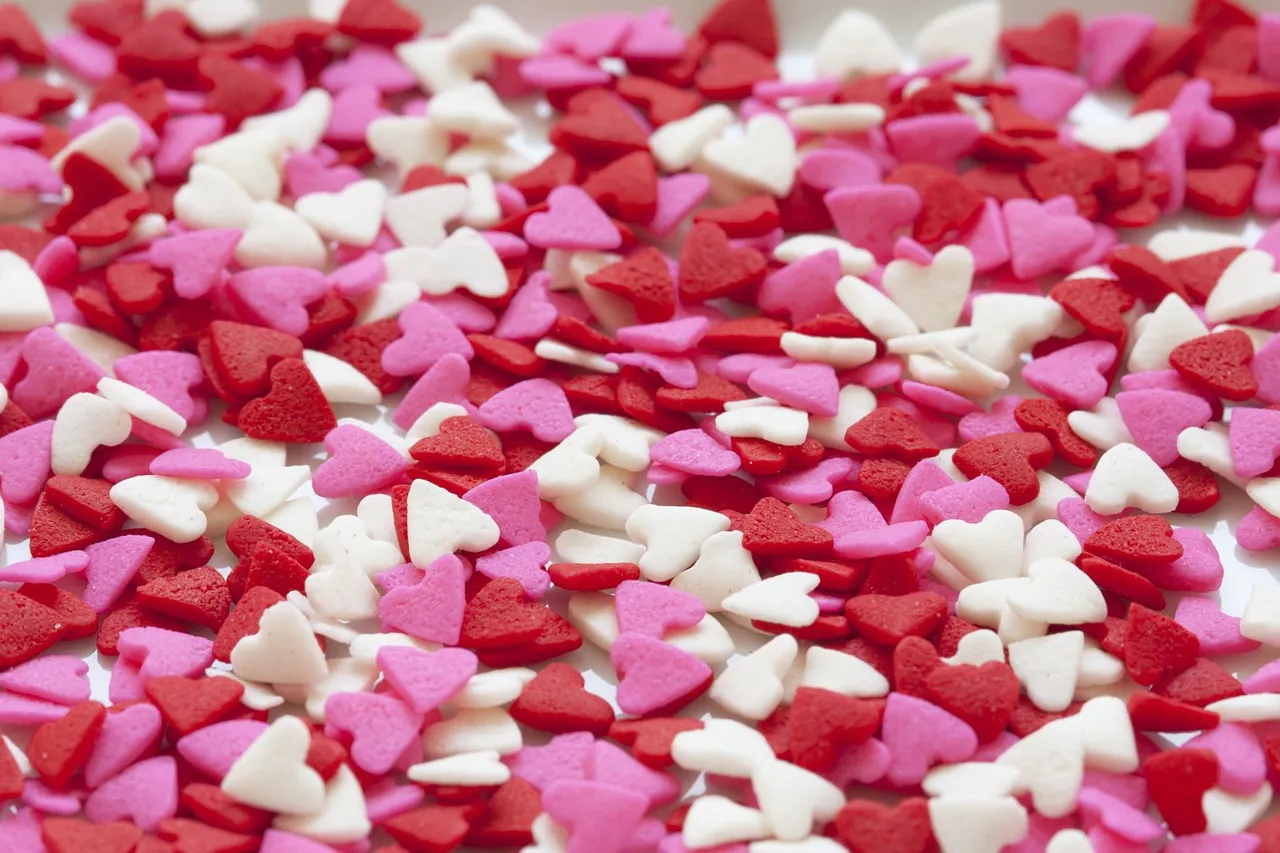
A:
[174,164,255,230]
[788,103,886,135]
[54,115,145,190]
[224,463,310,519]
[0,251,53,332]
[296,179,387,248]
[408,751,511,786]
[702,114,797,198]
[554,528,645,564]
[444,139,531,180]
[670,530,762,612]
[932,509,1025,583]
[230,601,328,686]
[816,10,901,79]
[384,183,470,248]
[195,128,286,201]
[447,5,541,70]
[626,504,731,583]
[314,515,402,580]
[1069,398,1135,452]
[923,763,1022,799]
[928,796,1029,853]
[186,0,259,38]
[305,563,381,622]
[552,465,647,530]
[774,236,875,277]
[716,405,809,446]
[752,760,845,842]
[650,105,735,172]
[447,668,536,709]
[750,839,849,853]
[302,350,382,406]
[1242,583,1280,645]
[52,392,132,476]
[1023,520,1082,572]
[417,226,510,299]
[1128,293,1209,372]
[801,646,889,698]
[1076,644,1125,689]
[1007,560,1106,626]
[1203,782,1273,834]
[779,332,877,369]
[236,202,327,269]
[463,171,501,229]
[908,346,1010,397]
[723,573,821,627]
[683,796,772,849]
[836,275,919,341]
[428,81,518,140]
[1008,631,1085,713]
[1148,229,1247,261]
[535,339,619,374]
[1206,693,1280,722]
[530,428,604,498]
[995,716,1085,818]
[110,475,218,543]
[206,670,284,711]
[1073,110,1170,153]
[710,634,798,721]
[1206,249,1280,324]
[367,116,450,175]
[1077,695,1138,773]
[397,39,475,95]
[273,764,371,844]
[222,716,325,816]
[968,294,1063,372]
[942,630,1007,667]
[1045,830,1092,853]
[914,0,1001,81]
[1086,442,1179,514]
[406,479,500,569]
[422,708,523,758]
[882,246,975,333]
[243,89,332,153]
[808,385,877,451]
[672,718,776,782]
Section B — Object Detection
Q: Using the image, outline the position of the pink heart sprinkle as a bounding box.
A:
[760,457,857,505]
[520,54,613,90]
[826,184,922,263]
[890,459,954,525]
[150,447,251,480]
[475,542,552,599]
[0,144,60,194]
[326,83,393,146]
[1229,407,1280,479]
[382,301,475,378]
[0,655,89,706]
[393,352,476,430]
[829,738,892,788]
[1005,65,1088,123]
[822,490,930,559]
[150,229,242,300]
[49,31,117,83]
[284,151,365,197]
[545,13,634,61]
[885,114,981,171]
[83,755,177,832]
[424,293,497,334]
[1142,527,1225,592]
[477,377,576,443]
[379,554,467,645]
[494,272,559,341]
[510,732,594,793]
[324,691,424,775]
[525,185,622,252]
[1081,13,1157,89]
[84,702,164,788]
[1115,389,1213,467]
[0,808,45,853]
[83,535,154,614]
[717,353,795,384]
[153,113,225,182]
[363,783,426,825]
[881,691,978,786]
[113,351,205,422]
[1022,340,1119,410]
[757,250,845,324]
[648,429,741,477]
[649,173,711,238]
[647,463,688,486]
[606,353,699,388]
[919,475,1011,526]
[1238,506,1280,553]
[0,551,88,584]
[464,470,547,547]
[1174,596,1261,657]
[748,362,840,416]
[377,646,477,715]
[117,626,214,682]
[612,632,712,718]
[226,266,328,337]
[799,149,882,192]
[619,7,685,61]
[588,740,679,808]
[615,580,706,639]
[71,104,158,155]
[320,45,416,93]
[176,720,270,781]
[0,693,70,726]
[962,197,1012,274]
[958,396,1024,442]
[616,317,708,354]
[21,780,80,816]
[101,446,164,483]
[313,425,407,499]
[13,328,105,420]
[1076,786,1163,843]
[1004,197,1097,280]
[329,250,387,297]
[542,777,653,853]
[261,829,353,853]
[33,239,79,291]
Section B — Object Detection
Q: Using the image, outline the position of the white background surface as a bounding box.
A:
[8,0,1280,841]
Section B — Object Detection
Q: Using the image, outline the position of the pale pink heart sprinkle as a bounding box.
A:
[1076,786,1164,843]
[545,12,634,61]
[759,457,857,506]
[33,238,79,290]
[1005,65,1088,123]
[885,113,981,171]
[284,151,365,197]
[481,230,529,260]
[728,227,783,254]
[648,429,741,477]
[112,350,206,421]
[716,353,795,384]
[1167,79,1235,151]
[0,144,60,195]
[153,113,226,181]
[83,535,155,614]
[49,31,118,82]
[0,808,49,853]
[21,780,80,816]
[508,731,594,793]
[377,646,477,715]
[649,173,712,238]
[607,352,699,388]
[101,445,165,483]
[614,580,705,639]
[117,626,214,682]
[1115,389,1213,467]
[494,272,559,341]
[261,829,354,853]
[658,837,747,853]
[1152,129,1190,214]
[376,562,424,592]
[1255,333,1280,405]
[880,691,978,787]
[821,490,929,559]
[588,740,680,808]
[176,720,270,780]
[423,293,497,333]
[618,7,685,61]
[1185,724,1267,796]
[919,475,1011,526]
[393,352,476,430]
[1165,835,1266,853]
[901,381,983,418]
[748,362,841,416]
[963,197,1012,274]
[150,447,251,480]
[828,738,892,788]
[312,425,408,499]
[893,236,934,265]
[464,469,547,547]
[1004,197,1098,280]
[379,554,468,645]
[1022,340,1119,411]
[328,250,387,297]
[1056,497,1118,544]
[882,395,957,450]
[83,755,178,832]
[1246,657,1280,694]
[756,249,844,324]
[889,459,955,525]
[475,542,552,599]
[845,356,906,390]
[476,377,576,443]
[1237,507,1280,553]
[70,103,159,156]
[610,633,712,718]
[363,783,427,825]
[1229,406,1280,478]
[798,148,882,192]
[0,693,71,726]
[616,316,709,354]
[325,691,425,776]
[1174,596,1261,657]
[108,657,146,705]
[1062,471,1092,495]
[226,266,328,337]
[0,551,88,584]
[150,228,242,300]
[0,115,45,145]
[826,183,922,263]
[1142,527,1225,592]
[326,83,393,145]
[382,301,475,378]
[12,327,106,420]
[1120,368,1208,397]
[84,702,164,788]
[0,655,89,706]
[646,463,688,486]
[1072,222,1120,271]
[321,45,416,93]
[526,185,622,251]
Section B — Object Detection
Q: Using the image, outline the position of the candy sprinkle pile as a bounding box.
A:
[11,0,1280,850]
